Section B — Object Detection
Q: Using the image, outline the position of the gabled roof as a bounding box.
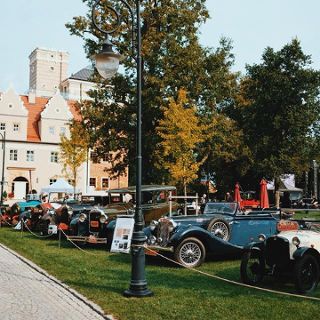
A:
[20,95,80,142]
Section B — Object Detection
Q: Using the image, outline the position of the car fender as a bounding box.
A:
[293,247,320,262]
[169,225,243,257]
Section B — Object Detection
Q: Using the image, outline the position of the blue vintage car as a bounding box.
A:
[144,202,281,267]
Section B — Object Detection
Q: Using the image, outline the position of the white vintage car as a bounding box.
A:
[240,221,320,294]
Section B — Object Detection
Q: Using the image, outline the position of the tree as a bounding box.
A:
[66,0,238,184]
[60,122,89,194]
[156,89,207,195]
[227,39,320,201]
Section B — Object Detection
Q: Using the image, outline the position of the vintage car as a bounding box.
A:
[240,220,320,293]
[69,185,177,244]
[2,195,41,226]
[143,202,282,267]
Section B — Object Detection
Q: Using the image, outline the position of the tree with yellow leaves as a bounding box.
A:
[156,89,207,196]
[59,122,89,194]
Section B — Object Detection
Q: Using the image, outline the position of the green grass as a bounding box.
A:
[0,228,319,320]
[292,210,320,220]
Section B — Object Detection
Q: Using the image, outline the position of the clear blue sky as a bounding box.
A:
[1,0,320,94]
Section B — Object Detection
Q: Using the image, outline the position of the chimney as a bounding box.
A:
[28,90,36,104]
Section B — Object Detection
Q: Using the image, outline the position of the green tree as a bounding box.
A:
[228,39,320,199]
[66,0,237,184]
[156,89,207,195]
[60,122,89,194]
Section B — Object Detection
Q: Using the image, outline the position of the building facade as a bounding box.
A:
[0,48,128,200]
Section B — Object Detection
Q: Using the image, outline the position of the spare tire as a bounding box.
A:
[207,218,230,241]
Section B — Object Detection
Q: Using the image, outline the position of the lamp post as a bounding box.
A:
[0,131,5,205]
[92,0,152,297]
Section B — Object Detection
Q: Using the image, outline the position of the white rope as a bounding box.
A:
[59,229,102,256]
[22,220,55,239]
[141,244,320,302]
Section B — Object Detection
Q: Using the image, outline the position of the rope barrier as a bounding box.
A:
[21,220,56,239]
[140,244,320,302]
[0,214,15,227]
[59,229,102,256]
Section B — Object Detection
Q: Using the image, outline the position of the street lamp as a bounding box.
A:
[0,131,6,205]
[91,0,153,297]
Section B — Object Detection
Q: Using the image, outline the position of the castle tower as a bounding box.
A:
[29,48,69,97]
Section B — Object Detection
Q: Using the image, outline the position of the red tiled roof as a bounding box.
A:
[20,95,81,142]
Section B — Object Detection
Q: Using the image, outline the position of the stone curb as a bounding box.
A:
[0,243,116,320]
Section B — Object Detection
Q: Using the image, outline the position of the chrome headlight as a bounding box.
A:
[149,220,159,231]
[258,234,266,242]
[168,219,177,232]
[292,236,300,247]
[99,215,107,224]
[79,213,87,223]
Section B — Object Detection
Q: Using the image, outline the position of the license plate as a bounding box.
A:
[88,235,97,244]
[90,221,99,228]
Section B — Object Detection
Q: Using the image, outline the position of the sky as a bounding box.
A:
[1,0,320,94]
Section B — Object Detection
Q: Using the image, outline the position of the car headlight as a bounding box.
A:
[168,219,177,232]
[79,213,87,223]
[149,220,159,231]
[99,215,107,223]
[292,236,300,246]
[258,234,266,242]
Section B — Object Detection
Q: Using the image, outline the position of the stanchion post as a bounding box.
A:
[21,219,23,238]
[58,228,61,249]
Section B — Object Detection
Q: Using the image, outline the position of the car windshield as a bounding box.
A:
[203,202,238,215]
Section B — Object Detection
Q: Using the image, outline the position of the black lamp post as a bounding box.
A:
[92,0,153,297]
[0,131,5,205]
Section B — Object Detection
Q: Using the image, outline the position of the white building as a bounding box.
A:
[0,48,128,200]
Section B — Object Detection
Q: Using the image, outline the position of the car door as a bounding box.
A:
[229,214,278,246]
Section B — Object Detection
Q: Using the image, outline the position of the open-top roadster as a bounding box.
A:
[240,221,320,293]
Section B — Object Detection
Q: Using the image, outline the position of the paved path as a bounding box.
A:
[0,244,112,320]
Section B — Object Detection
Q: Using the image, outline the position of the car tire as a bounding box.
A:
[294,254,320,294]
[240,250,265,285]
[207,218,230,241]
[174,237,206,268]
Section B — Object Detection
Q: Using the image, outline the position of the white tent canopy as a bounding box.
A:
[41,179,79,194]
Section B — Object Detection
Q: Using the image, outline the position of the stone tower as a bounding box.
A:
[29,48,69,97]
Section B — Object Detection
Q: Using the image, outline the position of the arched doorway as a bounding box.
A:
[13,176,29,199]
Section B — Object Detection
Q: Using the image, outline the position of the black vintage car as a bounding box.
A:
[240,221,320,294]
[69,185,177,245]
[143,202,282,267]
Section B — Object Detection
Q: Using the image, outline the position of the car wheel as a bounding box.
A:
[294,254,320,294]
[207,218,230,241]
[240,250,265,285]
[174,237,206,268]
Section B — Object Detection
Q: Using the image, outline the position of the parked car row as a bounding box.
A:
[1,186,320,295]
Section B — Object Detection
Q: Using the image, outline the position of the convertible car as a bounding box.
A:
[142,202,284,267]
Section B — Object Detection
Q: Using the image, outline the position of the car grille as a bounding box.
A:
[156,218,173,246]
[265,236,290,268]
[88,210,101,232]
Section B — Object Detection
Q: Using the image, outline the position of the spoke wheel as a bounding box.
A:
[174,237,205,268]
[240,250,265,285]
[294,254,320,294]
[207,218,230,241]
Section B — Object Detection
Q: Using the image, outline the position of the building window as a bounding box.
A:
[10,149,18,161]
[13,123,20,132]
[26,150,34,162]
[49,126,55,135]
[90,178,96,187]
[0,123,5,131]
[60,127,66,136]
[90,152,99,164]
[50,152,58,163]
[8,104,13,108]
[49,179,57,185]
[101,178,109,189]
[50,66,54,71]
[103,153,110,162]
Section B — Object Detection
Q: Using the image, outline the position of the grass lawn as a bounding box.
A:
[0,227,319,320]
[291,210,320,220]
